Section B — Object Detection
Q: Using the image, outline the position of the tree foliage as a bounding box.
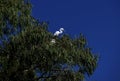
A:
[0,0,98,81]
[0,0,32,38]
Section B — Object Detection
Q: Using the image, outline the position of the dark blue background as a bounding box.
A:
[31,0,120,81]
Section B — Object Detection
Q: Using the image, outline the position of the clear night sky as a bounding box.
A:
[31,0,120,81]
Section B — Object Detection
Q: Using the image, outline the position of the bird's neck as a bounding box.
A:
[59,30,63,33]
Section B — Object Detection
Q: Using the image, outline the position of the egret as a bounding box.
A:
[51,39,56,43]
[54,28,64,36]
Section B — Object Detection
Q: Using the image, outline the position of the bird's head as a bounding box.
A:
[59,28,64,32]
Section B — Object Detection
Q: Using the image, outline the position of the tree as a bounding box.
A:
[0,0,98,81]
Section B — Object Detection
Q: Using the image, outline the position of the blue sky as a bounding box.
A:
[31,0,120,81]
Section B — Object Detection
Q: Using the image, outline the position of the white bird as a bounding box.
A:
[51,39,56,43]
[54,28,64,36]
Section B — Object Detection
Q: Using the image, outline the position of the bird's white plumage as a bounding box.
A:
[54,31,60,36]
[54,28,64,36]
[51,39,56,43]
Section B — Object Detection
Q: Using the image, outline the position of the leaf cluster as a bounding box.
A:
[0,26,98,81]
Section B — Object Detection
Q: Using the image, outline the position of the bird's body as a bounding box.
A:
[54,31,60,36]
[51,39,56,43]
